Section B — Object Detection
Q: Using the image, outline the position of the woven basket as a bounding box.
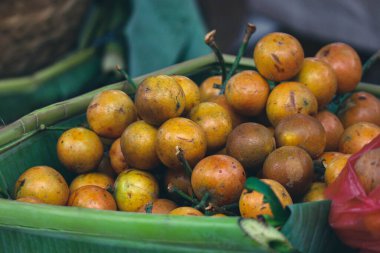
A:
[0,0,91,78]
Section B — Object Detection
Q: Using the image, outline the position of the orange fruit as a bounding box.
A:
[316,42,362,93]
[315,111,344,151]
[199,75,222,102]
[254,32,304,82]
[296,57,337,109]
[266,82,318,127]
[225,70,270,116]
[339,122,380,154]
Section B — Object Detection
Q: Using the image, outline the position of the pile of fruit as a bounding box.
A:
[12,24,380,227]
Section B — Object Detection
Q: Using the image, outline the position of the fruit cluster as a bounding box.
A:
[13,27,380,224]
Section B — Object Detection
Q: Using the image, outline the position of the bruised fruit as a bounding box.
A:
[14,166,69,205]
[239,179,292,219]
[156,117,207,170]
[69,172,114,193]
[169,206,203,216]
[337,92,380,128]
[172,75,200,115]
[254,32,304,82]
[354,148,380,194]
[57,127,103,173]
[120,121,160,170]
[199,75,222,102]
[316,42,362,93]
[296,57,337,109]
[266,82,318,126]
[134,75,185,126]
[114,169,159,212]
[191,155,246,206]
[226,123,275,174]
[263,146,313,198]
[339,122,380,154]
[68,185,117,211]
[87,90,137,138]
[315,111,344,151]
[109,138,128,174]
[275,114,326,158]
[225,70,270,116]
[189,102,232,152]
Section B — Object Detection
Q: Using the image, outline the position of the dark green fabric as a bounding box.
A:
[125,0,211,76]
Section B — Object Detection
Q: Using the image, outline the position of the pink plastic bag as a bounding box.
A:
[326,134,380,253]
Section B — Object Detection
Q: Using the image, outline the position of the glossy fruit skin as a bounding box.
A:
[189,102,232,152]
[296,57,337,109]
[275,114,326,158]
[339,122,380,154]
[254,32,304,82]
[226,123,275,174]
[209,95,247,129]
[134,75,185,126]
[354,148,380,194]
[266,82,318,127]
[199,75,222,102]
[87,90,137,138]
[239,179,293,219]
[168,206,203,216]
[303,182,327,202]
[156,117,207,170]
[16,196,45,204]
[225,70,270,116]
[120,121,160,170]
[69,172,114,193]
[68,185,117,210]
[319,152,350,185]
[172,75,200,115]
[191,155,246,206]
[138,198,178,214]
[263,146,313,198]
[109,138,128,174]
[57,127,104,173]
[14,166,69,205]
[114,169,159,212]
[316,42,362,93]
[315,110,345,151]
[337,92,380,128]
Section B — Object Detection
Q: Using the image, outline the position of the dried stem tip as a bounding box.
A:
[205,30,216,45]
[243,23,256,43]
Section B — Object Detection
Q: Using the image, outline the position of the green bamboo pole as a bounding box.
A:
[0,199,265,251]
[0,48,96,95]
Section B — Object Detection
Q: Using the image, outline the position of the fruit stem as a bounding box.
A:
[219,23,256,95]
[194,192,210,210]
[205,30,227,83]
[145,202,153,214]
[167,183,199,205]
[205,203,236,216]
[362,50,380,76]
[175,146,193,177]
[116,65,138,93]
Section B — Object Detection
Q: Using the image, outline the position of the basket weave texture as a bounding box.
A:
[0,0,91,78]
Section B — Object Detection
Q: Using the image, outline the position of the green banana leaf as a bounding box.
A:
[0,54,372,253]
